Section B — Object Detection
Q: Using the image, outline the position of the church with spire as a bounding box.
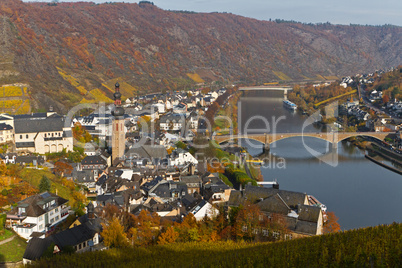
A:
[111,82,125,165]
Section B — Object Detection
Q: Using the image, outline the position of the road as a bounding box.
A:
[358,85,395,118]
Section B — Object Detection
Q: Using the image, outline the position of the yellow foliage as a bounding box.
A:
[314,90,357,108]
[23,87,28,95]
[57,67,88,95]
[263,82,279,86]
[0,86,23,97]
[324,76,339,80]
[187,73,205,83]
[102,78,137,98]
[0,100,23,109]
[76,86,87,95]
[16,99,30,114]
[272,71,291,80]
[89,88,113,103]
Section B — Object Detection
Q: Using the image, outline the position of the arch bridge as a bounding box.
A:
[213,132,390,151]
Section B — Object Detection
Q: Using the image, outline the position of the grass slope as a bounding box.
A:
[0,235,26,262]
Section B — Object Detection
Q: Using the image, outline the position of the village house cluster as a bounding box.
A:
[2,83,327,264]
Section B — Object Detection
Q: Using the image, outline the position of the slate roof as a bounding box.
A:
[0,123,12,130]
[151,182,187,199]
[23,237,53,261]
[297,204,322,223]
[141,176,164,193]
[7,192,68,218]
[23,219,102,261]
[14,115,65,134]
[180,175,202,185]
[72,170,95,184]
[96,174,107,186]
[257,194,290,215]
[81,155,107,166]
[51,223,95,248]
[227,190,244,207]
[243,185,307,208]
[15,155,45,166]
[127,145,168,160]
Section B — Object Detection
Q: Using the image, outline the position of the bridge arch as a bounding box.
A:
[213,132,388,148]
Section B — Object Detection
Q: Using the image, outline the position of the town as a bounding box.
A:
[0,82,332,265]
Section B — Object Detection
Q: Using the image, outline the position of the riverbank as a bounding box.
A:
[364,154,402,175]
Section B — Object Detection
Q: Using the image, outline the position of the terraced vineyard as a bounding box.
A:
[0,84,31,114]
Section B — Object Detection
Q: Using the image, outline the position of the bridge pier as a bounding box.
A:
[331,142,338,149]
[263,143,270,153]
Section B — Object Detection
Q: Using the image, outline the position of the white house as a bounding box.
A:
[170,148,198,166]
[159,114,186,131]
[0,123,14,144]
[6,192,70,239]
[189,200,219,221]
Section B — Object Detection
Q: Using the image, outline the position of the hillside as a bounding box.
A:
[32,223,402,267]
[0,1,401,112]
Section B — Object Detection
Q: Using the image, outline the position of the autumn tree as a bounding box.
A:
[54,161,73,177]
[157,226,179,245]
[234,203,262,241]
[101,217,129,248]
[323,211,341,233]
[130,210,160,246]
[73,122,92,144]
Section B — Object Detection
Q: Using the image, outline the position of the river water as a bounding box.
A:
[238,94,402,230]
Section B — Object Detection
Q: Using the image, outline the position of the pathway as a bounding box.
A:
[0,235,15,246]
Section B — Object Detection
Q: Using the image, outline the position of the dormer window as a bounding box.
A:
[18,207,26,214]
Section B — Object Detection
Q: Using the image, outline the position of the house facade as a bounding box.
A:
[14,113,73,154]
[6,192,69,239]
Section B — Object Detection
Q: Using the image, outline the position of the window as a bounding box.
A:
[273,231,280,239]
[44,134,47,137]
[83,242,86,248]
[39,224,43,230]
[79,244,82,250]
[39,216,43,221]
[55,216,59,221]
[26,134,28,139]
[52,133,54,137]
[262,229,269,237]
[20,135,22,139]
[285,234,292,240]
[55,208,58,213]
[242,225,248,232]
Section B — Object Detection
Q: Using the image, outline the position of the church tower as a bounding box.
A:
[112,82,125,165]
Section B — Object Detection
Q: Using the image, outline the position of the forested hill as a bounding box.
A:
[0,0,401,112]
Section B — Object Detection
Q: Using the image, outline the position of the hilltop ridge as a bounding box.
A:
[0,1,400,112]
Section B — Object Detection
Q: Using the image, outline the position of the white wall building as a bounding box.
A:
[6,192,70,239]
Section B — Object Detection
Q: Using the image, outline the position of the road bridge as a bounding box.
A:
[239,86,292,98]
[213,132,390,152]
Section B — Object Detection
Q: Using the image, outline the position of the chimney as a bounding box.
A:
[297,204,302,214]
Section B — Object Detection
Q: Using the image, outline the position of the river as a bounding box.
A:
[238,94,402,230]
